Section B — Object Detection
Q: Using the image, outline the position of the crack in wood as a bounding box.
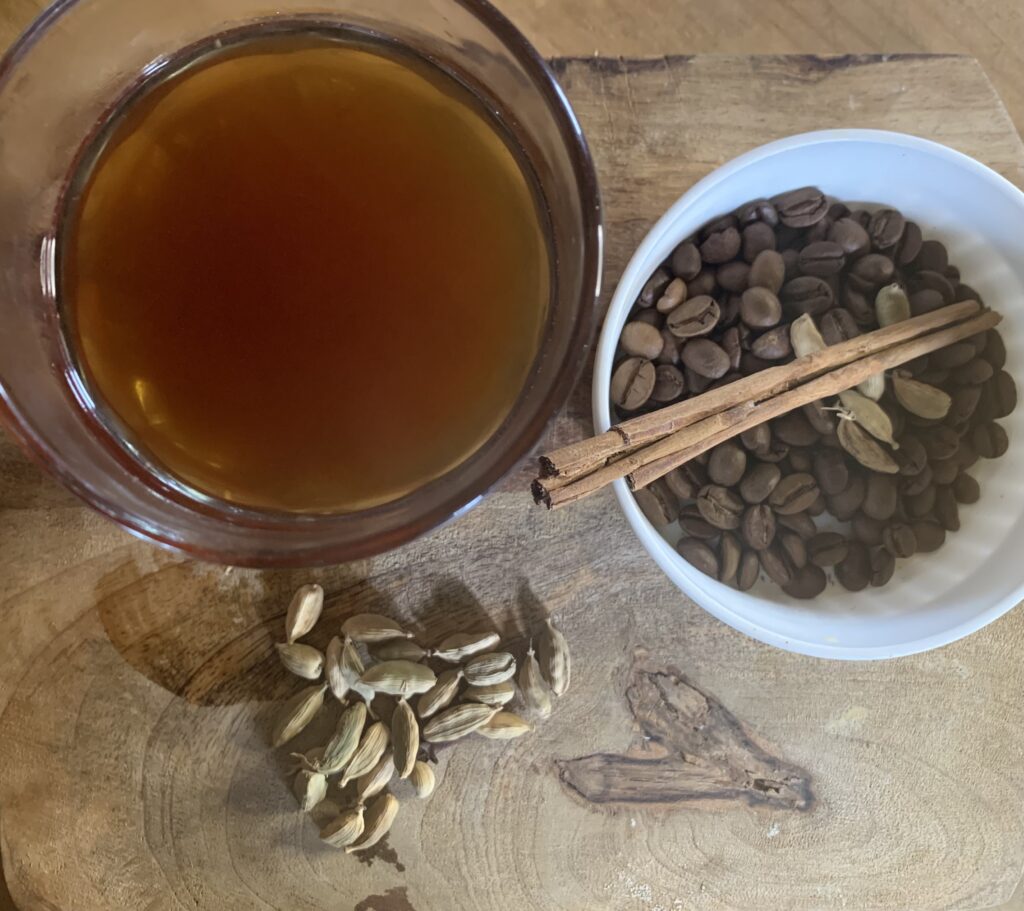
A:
[556,664,814,811]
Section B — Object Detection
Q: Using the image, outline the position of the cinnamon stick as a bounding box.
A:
[534,308,999,510]
[538,299,981,481]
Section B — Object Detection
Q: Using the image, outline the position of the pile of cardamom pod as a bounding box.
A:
[271,583,570,852]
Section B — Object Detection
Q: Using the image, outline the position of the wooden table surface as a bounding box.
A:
[2,5,1024,911]
[4,0,1023,134]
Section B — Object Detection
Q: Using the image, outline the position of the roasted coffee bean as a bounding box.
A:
[760,544,794,586]
[827,472,866,520]
[611,357,655,410]
[656,329,681,366]
[950,358,993,386]
[771,187,828,228]
[736,549,761,591]
[708,442,747,487]
[782,276,833,316]
[678,503,720,539]
[806,492,826,517]
[841,283,875,325]
[882,523,917,559]
[804,218,831,243]
[954,440,978,468]
[670,242,702,281]
[721,327,742,370]
[819,308,860,346]
[955,282,981,303]
[852,513,885,546]
[828,217,870,257]
[934,485,960,531]
[786,448,813,473]
[748,249,786,294]
[798,241,845,276]
[719,532,743,585]
[740,287,782,328]
[634,479,680,528]
[849,253,895,288]
[908,269,955,303]
[930,343,975,369]
[901,463,933,497]
[685,365,709,395]
[868,208,905,249]
[741,221,776,263]
[717,261,750,293]
[773,411,819,447]
[620,321,664,359]
[835,540,871,592]
[812,449,848,496]
[740,423,772,454]
[826,202,851,221]
[915,367,950,386]
[929,457,959,486]
[967,331,988,355]
[665,462,707,500]
[700,226,741,264]
[803,401,837,437]
[982,330,1007,369]
[863,474,899,521]
[666,295,720,339]
[700,213,738,240]
[946,385,981,427]
[742,503,777,550]
[739,461,782,504]
[896,433,928,476]
[769,473,819,515]
[776,511,817,539]
[906,484,936,518]
[972,421,1009,458]
[779,531,807,570]
[952,472,980,504]
[781,247,800,280]
[697,485,745,530]
[751,325,792,360]
[897,221,923,265]
[808,532,849,567]
[736,198,779,226]
[632,308,663,327]
[783,563,827,599]
[681,338,730,379]
[687,268,717,297]
[915,239,948,273]
[655,277,687,314]
[651,364,686,403]
[869,546,896,586]
[638,267,671,306]
[718,294,743,329]
[912,521,945,553]
[676,538,718,577]
[922,426,960,461]
[987,371,1017,419]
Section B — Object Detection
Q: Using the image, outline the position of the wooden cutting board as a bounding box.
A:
[2,55,1024,911]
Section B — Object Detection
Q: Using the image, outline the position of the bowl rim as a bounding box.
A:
[0,0,603,567]
[592,128,1024,660]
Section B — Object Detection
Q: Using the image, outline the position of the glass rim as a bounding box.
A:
[0,0,603,566]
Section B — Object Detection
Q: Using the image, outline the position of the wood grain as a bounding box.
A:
[2,51,1024,911]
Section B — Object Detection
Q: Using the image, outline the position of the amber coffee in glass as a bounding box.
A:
[61,27,550,512]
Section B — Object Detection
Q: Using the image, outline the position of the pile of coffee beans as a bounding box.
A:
[617,187,1017,598]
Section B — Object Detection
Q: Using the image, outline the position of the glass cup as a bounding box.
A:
[0,0,602,566]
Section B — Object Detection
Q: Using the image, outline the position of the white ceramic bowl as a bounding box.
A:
[594,129,1024,660]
